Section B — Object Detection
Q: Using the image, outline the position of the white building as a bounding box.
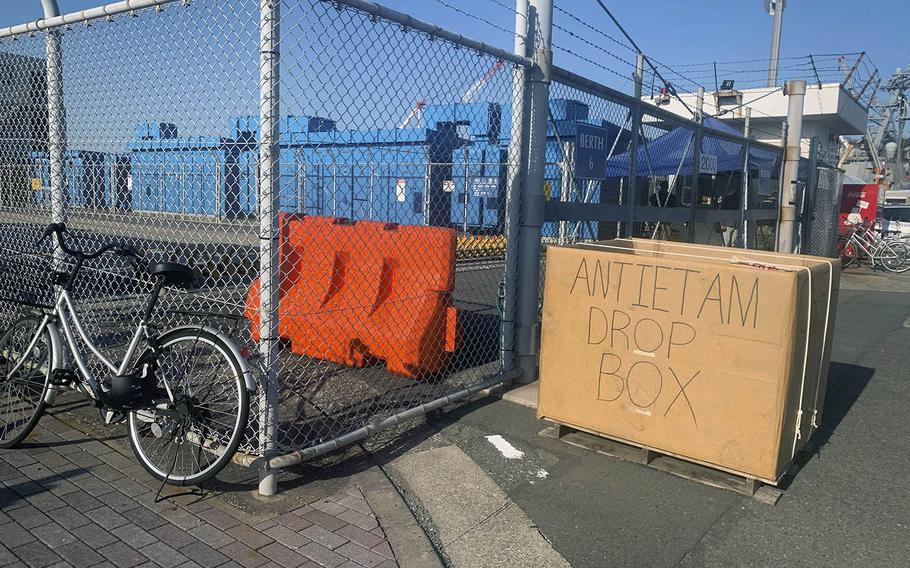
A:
[647,82,869,165]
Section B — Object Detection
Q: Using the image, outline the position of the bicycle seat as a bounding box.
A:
[147,262,196,289]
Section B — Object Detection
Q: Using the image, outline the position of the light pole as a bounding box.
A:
[765,0,786,87]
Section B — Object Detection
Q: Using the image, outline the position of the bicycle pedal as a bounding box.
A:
[51,369,77,387]
[100,409,127,425]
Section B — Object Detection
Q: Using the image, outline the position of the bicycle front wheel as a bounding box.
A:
[0,316,52,448]
[835,237,857,268]
[128,327,249,486]
[879,241,910,273]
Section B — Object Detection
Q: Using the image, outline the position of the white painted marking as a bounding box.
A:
[485,435,525,459]
[629,407,652,417]
[633,350,656,358]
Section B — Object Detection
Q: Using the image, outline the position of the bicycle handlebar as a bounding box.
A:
[38,223,138,261]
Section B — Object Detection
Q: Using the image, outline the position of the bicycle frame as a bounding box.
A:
[845,232,876,259]
[6,288,174,405]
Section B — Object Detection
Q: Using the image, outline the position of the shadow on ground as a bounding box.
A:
[34,385,499,516]
[777,360,874,490]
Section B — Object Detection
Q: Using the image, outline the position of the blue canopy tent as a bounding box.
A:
[604,116,779,178]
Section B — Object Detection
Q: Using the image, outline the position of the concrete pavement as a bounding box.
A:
[2,268,907,568]
[373,269,910,567]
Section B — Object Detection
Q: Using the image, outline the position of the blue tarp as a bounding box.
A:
[605,117,779,177]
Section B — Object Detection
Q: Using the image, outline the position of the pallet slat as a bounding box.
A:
[539,423,783,505]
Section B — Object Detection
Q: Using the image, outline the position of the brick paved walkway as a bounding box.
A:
[0,409,399,568]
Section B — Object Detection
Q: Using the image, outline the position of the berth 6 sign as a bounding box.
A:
[575,122,608,180]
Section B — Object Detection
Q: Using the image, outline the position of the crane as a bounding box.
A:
[397,60,504,129]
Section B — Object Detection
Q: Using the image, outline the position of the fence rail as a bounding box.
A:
[0,0,788,494]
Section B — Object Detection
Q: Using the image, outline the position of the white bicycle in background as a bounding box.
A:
[0,223,255,487]
[836,221,910,274]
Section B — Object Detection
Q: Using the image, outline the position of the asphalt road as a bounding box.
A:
[426,269,910,567]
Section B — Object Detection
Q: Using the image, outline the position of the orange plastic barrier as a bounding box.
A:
[245,215,458,378]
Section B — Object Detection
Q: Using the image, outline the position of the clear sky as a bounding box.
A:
[3,0,905,87]
[0,0,905,145]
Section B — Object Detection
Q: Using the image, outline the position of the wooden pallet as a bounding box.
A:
[539,422,784,505]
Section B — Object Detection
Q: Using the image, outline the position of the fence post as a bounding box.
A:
[502,0,531,375]
[774,120,788,250]
[803,137,819,254]
[257,0,280,497]
[514,0,552,383]
[740,108,751,248]
[43,0,66,262]
[625,53,643,237]
[557,140,572,244]
[687,86,705,242]
[778,79,806,253]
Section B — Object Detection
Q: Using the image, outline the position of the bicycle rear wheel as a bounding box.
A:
[128,327,249,486]
[0,317,52,448]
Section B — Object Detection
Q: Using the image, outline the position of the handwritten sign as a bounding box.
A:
[568,256,759,423]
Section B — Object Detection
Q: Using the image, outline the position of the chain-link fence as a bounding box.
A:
[544,66,783,250]
[0,0,787,493]
[0,0,530,492]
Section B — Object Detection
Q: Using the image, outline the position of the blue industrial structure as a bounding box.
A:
[28,99,631,233]
[32,150,107,208]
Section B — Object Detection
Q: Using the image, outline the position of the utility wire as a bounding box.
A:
[590,0,696,118]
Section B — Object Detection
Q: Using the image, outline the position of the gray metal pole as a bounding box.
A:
[625,53,643,237]
[688,87,705,242]
[775,120,788,248]
[777,79,806,253]
[803,137,818,254]
[767,0,784,87]
[558,140,571,244]
[500,0,530,376]
[42,0,65,269]
[257,0,280,497]
[740,108,751,248]
[514,0,552,383]
[896,97,906,190]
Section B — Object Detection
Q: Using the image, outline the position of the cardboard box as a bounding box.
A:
[537,239,840,483]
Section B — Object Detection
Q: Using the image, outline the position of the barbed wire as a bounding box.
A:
[430,0,518,38]
[662,52,864,69]
[552,3,635,53]
[529,2,832,143]
[553,44,631,84]
[481,0,526,19]
[551,23,637,71]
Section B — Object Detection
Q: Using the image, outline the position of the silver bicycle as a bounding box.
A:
[0,223,255,486]
[836,221,910,274]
